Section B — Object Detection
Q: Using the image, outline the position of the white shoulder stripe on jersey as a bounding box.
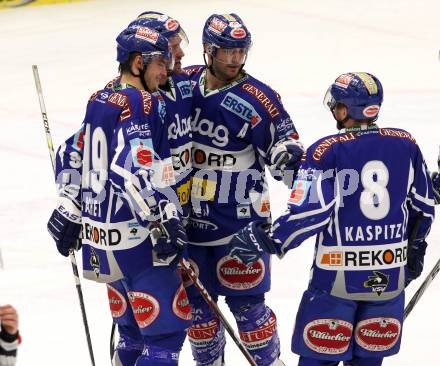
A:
[286,197,337,221]
[410,187,435,206]
[281,217,331,254]
[110,129,143,188]
[407,202,435,220]
[406,160,414,194]
[317,173,326,208]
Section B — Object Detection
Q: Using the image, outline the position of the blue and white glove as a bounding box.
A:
[151,202,188,266]
[228,221,279,266]
[406,240,428,287]
[269,138,305,187]
[47,207,82,257]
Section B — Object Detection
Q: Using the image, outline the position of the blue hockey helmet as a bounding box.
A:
[131,11,189,47]
[116,25,171,65]
[323,72,383,121]
[202,13,252,52]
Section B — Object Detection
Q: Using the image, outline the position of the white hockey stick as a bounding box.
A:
[32,65,95,366]
[129,183,257,366]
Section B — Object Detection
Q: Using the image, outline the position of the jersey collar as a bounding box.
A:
[340,123,379,134]
[199,68,248,97]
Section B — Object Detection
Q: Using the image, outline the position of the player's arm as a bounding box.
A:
[54,125,84,216]
[109,93,186,265]
[0,305,20,366]
[109,93,177,224]
[229,144,337,264]
[406,146,436,284]
[47,124,84,257]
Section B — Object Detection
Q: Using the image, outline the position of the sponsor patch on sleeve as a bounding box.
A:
[72,130,84,151]
[130,138,154,168]
[288,180,312,206]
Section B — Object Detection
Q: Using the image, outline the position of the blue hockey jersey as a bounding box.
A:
[185,66,299,246]
[55,83,175,282]
[272,124,435,300]
[158,73,193,218]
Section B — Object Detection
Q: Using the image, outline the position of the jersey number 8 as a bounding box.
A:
[359,160,390,220]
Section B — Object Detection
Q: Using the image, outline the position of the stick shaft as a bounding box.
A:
[32,65,95,366]
[180,259,257,366]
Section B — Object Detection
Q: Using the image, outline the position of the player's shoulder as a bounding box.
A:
[104,75,121,90]
[376,126,417,145]
[238,74,284,118]
[243,74,283,100]
[307,131,357,165]
[183,65,205,79]
[111,88,160,121]
[88,87,109,104]
[171,72,190,83]
[88,75,121,103]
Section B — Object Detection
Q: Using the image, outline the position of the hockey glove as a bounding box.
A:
[406,240,428,287]
[228,221,278,266]
[47,208,82,257]
[269,139,305,187]
[151,202,188,266]
[431,172,440,204]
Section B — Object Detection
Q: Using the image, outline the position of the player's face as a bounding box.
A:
[144,55,168,91]
[169,35,185,74]
[212,47,248,80]
[333,103,350,129]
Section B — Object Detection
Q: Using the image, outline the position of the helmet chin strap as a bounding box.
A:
[333,111,350,130]
[131,65,151,93]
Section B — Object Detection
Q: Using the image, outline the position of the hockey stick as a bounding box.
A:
[128,184,257,366]
[178,257,257,366]
[403,212,438,320]
[110,322,116,362]
[32,65,95,366]
[404,257,440,320]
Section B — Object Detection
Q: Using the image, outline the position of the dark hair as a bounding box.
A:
[118,52,141,74]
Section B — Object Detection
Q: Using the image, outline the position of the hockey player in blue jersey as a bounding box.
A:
[104,12,194,365]
[228,72,435,366]
[183,13,304,366]
[105,12,193,219]
[133,11,193,218]
[47,25,192,365]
